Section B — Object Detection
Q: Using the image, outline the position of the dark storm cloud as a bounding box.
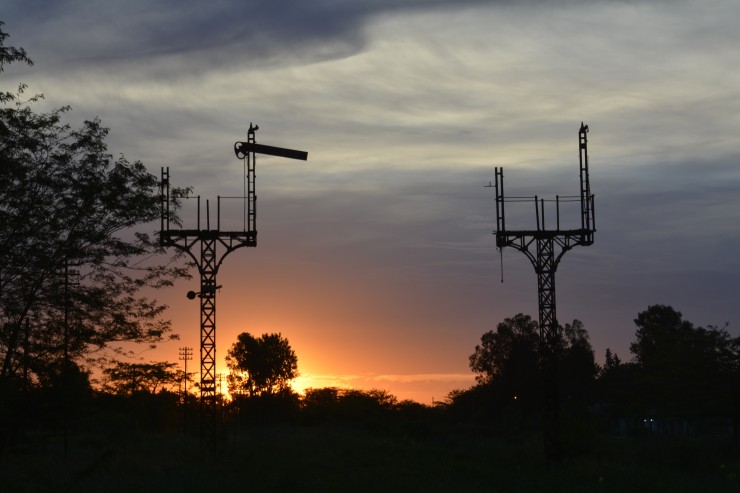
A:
[3,0,496,74]
[4,1,355,70]
[2,0,635,75]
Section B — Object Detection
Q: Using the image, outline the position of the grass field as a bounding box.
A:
[2,421,739,492]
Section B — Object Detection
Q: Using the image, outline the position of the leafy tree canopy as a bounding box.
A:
[626,304,740,416]
[101,361,181,396]
[559,319,599,389]
[301,387,398,423]
[630,304,694,369]
[0,22,32,104]
[468,314,598,406]
[0,22,189,386]
[226,332,298,397]
[469,313,539,386]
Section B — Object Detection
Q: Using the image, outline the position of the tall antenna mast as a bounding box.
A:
[492,122,596,463]
[160,124,307,447]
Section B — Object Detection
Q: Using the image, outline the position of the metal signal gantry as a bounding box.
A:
[492,122,596,463]
[160,123,307,446]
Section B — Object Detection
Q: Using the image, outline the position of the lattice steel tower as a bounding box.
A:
[492,122,595,463]
[160,123,307,445]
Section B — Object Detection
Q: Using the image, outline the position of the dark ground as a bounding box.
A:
[2,420,739,493]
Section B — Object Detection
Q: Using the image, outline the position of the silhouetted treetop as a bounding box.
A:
[630,304,694,369]
[465,314,597,413]
[226,332,298,397]
[624,304,740,417]
[0,22,33,104]
[102,361,180,396]
[469,313,539,386]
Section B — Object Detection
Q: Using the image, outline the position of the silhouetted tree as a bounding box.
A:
[627,305,740,419]
[630,304,694,370]
[595,305,740,436]
[301,387,341,421]
[466,314,597,414]
[600,348,621,377]
[101,361,180,396]
[301,387,398,425]
[595,348,635,415]
[0,21,32,104]
[226,332,298,397]
[559,320,599,405]
[339,389,397,417]
[469,313,539,388]
[469,314,540,409]
[0,23,189,387]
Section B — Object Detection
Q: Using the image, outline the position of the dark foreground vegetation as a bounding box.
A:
[4,300,739,492]
[1,387,740,493]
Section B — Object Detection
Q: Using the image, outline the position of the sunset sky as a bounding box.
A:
[4,0,740,403]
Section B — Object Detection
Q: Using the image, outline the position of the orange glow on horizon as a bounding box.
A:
[144,242,482,406]
[178,364,475,405]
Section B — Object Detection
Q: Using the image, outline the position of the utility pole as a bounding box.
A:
[179,346,193,404]
[216,373,224,414]
[491,122,596,463]
[160,123,307,448]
